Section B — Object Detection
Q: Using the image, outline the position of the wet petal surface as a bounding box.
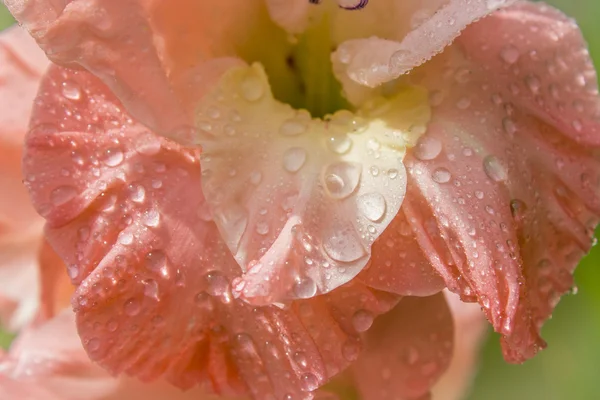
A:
[22,65,400,399]
[197,64,430,304]
[402,2,600,361]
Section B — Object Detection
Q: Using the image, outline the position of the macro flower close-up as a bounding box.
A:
[1,0,600,399]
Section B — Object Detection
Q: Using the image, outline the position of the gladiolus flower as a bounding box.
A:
[2,0,600,399]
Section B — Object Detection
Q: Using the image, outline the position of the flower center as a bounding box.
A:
[235,3,353,118]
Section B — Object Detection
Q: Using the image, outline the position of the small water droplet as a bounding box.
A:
[283,147,307,173]
[103,147,124,167]
[280,119,308,136]
[143,209,160,227]
[510,199,527,221]
[357,192,387,222]
[124,298,141,316]
[323,226,366,263]
[50,185,77,206]
[129,184,146,203]
[414,136,442,160]
[240,73,264,101]
[293,277,317,299]
[135,133,161,155]
[500,45,520,64]
[62,80,82,100]
[322,162,361,200]
[327,134,353,154]
[483,155,507,182]
[352,309,374,332]
[145,250,167,272]
[432,167,451,183]
[206,271,230,296]
[300,372,319,392]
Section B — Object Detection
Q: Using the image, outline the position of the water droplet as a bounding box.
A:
[106,319,118,332]
[143,209,160,227]
[352,309,374,332]
[103,147,124,167]
[432,167,451,183]
[50,185,77,206]
[342,339,360,361]
[369,165,380,177]
[293,277,317,299]
[206,271,229,296]
[250,171,262,185]
[129,184,146,202]
[414,136,442,160]
[390,49,413,75]
[456,97,471,109]
[145,250,167,272]
[327,134,353,154]
[323,226,366,263]
[483,155,507,182]
[388,169,399,179]
[322,162,361,200]
[143,279,159,300]
[62,80,82,100]
[300,372,319,392]
[283,147,307,173]
[118,231,133,245]
[124,298,141,316]
[256,221,270,235]
[510,199,527,221]
[500,45,520,64]
[525,75,541,94]
[357,192,387,222]
[280,119,308,136]
[135,133,161,155]
[88,337,101,352]
[240,73,264,101]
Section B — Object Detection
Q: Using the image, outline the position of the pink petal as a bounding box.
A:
[23,65,400,398]
[431,292,488,400]
[4,0,283,143]
[332,0,517,91]
[402,2,600,361]
[357,210,446,296]
[0,25,49,332]
[0,309,245,400]
[352,293,454,400]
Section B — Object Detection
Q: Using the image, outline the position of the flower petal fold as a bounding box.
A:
[4,0,270,143]
[197,64,431,304]
[22,65,400,398]
[352,293,454,400]
[332,0,517,91]
[402,2,600,362]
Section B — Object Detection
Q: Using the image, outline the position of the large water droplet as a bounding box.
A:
[357,192,387,222]
[283,147,307,173]
[206,271,230,296]
[143,209,160,227]
[50,185,77,206]
[322,162,361,200]
[483,155,507,182]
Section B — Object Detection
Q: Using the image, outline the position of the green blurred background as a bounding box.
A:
[0,1,599,399]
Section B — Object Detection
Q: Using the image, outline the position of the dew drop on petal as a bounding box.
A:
[279,119,308,136]
[50,185,77,206]
[432,167,451,183]
[483,155,508,182]
[357,192,387,222]
[323,226,366,263]
[300,372,319,392]
[145,250,167,272]
[283,147,307,173]
[240,73,264,102]
[414,136,442,160]
[62,80,82,100]
[143,209,160,227]
[352,309,374,332]
[500,45,520,64]
[124,298,141,316]
[322,162,361,200]
[103,147,124,167]
[206,271,230,297]
[327,134,353,154]
[293,276,317,299]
